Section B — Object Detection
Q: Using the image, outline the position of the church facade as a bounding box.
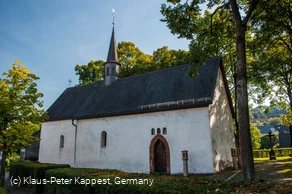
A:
[39,26,235,174]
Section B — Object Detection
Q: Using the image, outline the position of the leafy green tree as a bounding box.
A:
[152,46,190,70]
[118,41,153,77]
[249,0,292,146]
[75,41,190,84]
[250,124,261,150]
[267,117,282,126]
[0,60,46,186]
[160,0,260,180]
[250,0,291,117]
[75,60,104,86]
[260,132,279,149]
[281,113,292,126]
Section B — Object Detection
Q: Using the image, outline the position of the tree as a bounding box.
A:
[75,60,104,86]
[118,41,153,77]
[260,132,279,149]
[250,0,292,146]
[250,124,261,150]
[0,60,46,186]
[267,117,282,126]
[152,46,190,70]
[160,0,260,180]
[75,41,190,84]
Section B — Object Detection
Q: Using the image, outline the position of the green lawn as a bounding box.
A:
[254,156,292,178]
[278,156,292,178]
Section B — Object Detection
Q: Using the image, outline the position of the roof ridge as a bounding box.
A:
[118,63,192,81]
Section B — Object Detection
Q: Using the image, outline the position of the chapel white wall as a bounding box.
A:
[39,120,76,166]
[39,108,215,174]
[208,69,235,172]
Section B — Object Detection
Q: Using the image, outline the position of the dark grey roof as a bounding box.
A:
[258,125,276,134]
[106,27,119,63]
[46,56,233,121]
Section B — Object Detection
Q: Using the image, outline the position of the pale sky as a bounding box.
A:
[0,0,194,109]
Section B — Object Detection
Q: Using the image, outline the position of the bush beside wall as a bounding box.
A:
[10,162,70,194]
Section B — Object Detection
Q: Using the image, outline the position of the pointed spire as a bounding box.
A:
[106,27,119,63]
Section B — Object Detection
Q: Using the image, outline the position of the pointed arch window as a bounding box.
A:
[101,131,107,148]
[60,135,64,148]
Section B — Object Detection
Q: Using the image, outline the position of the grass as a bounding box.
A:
[254,157,269,161]
[255,156,292,178]
[0,187,9,194]
[277,156,292,178]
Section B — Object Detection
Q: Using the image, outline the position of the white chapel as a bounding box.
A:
[39,24,235,174]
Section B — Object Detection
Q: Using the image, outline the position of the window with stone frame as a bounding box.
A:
[60,135,64,148]
[101,131,107,147]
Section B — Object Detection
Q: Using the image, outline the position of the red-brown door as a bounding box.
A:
[155,139,166,172]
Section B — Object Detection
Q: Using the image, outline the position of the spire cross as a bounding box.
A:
[68,79,72,87]
[112,9,115,25]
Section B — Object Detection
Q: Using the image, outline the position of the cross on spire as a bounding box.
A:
[112,9,115,25]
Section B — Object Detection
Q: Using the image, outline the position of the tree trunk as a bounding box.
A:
[234,73,240,148]
[230,0,255,181]
[0,118,8,187]
[0,148,6,187]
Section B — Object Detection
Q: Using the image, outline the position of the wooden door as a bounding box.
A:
[155,139,166,172]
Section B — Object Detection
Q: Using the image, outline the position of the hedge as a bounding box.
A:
[9,161,70,194]
[253,148,292,158]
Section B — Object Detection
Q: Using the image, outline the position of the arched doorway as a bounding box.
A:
[155,139,166,172]
[149,134,170,174]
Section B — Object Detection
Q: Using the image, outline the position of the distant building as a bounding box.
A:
[275,125,291,148]
[257,125,291,148]
[257,125,276,134]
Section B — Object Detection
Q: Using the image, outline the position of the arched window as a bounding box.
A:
[60,135,64,148]
[151,128,155,135]
[101,131,107,148]
[112,67,115,75]
[157,128,161,134]
[106,67,109,75]
[163,127,167,135]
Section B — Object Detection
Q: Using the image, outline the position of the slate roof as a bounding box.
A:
[257,125,276,134]
[106,27,119,63]
[46,56,233,121]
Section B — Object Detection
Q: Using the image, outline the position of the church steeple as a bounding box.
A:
[104,9,120,86]
[106,27,119,63]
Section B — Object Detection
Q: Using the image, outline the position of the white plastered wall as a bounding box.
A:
[39,108,215,174]
[208,69,235,172]
[39,120,76,166]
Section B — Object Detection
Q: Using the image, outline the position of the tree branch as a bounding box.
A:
[242,0,260,27]
[210,2,230,35]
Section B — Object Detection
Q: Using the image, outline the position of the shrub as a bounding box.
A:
[253,148,292,158]
[10,162,70,194]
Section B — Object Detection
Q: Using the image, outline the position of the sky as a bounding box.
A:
[0,0,192,110]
